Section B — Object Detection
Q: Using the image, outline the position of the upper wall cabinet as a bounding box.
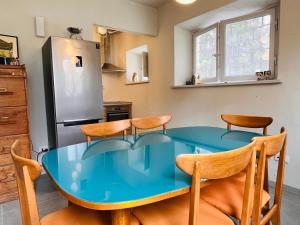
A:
[126,45,149,84]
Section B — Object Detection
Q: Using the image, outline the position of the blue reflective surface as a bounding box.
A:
[42,126,261,205]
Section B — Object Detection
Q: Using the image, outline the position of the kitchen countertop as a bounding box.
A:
[103,101,132,106]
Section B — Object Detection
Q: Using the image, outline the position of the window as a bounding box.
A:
[194,27,217,82]
[194,9,277,83]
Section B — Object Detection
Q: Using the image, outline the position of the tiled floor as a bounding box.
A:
[1,175,299,225]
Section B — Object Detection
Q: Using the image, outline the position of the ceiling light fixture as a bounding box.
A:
[175,0,197,5]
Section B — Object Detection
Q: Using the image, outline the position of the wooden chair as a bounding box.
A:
[221,114,273,135]
[10,140,113,225]
[200,128,287,225]
[252,127,287,225]
[131,115,172,137]
[80,119,131,144]
[132,141,257,225]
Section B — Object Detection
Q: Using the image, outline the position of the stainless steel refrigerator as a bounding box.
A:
[42,36,104,148]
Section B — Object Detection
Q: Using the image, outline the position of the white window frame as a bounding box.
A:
[193,8,277,83]
[193,23,219,83]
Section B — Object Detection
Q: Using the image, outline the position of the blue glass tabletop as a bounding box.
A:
[42,126,262,209]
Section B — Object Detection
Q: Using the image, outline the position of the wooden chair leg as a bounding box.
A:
[87,136,91,145]
[134,127,137,140]
[227,123,231,130]
[111,209,131,225]
[271,209,280,225]
[123,130,127,140]
[264,160,271,225]
[262,202,271,225]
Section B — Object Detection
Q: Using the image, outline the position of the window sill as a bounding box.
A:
[172,80,282,89]
[126,81,149,85]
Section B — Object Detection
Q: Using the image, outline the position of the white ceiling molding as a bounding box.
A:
[177,0,279,31]
[130,0,170,8]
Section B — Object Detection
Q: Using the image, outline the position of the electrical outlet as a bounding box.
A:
[274,154,290,164]
[285,155,290,164]
[41,146,49,152]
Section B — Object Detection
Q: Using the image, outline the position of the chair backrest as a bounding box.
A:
[176,141,256,225]
[80,119,131,143]
[11,140,42,225]
[131,115,172,135]
[252,128,287,225]
[221,114,273,135]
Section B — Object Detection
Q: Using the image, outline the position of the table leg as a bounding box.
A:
[111,209,131,225]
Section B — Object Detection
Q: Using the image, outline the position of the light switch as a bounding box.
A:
[35,16,45,37]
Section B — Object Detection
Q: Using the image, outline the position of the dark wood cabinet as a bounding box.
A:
[0,65,31,203]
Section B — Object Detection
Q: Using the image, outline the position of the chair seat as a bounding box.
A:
[133,193,234,225]
[41,204,140,225]
[200,172,270,220]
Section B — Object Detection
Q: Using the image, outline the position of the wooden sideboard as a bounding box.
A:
[0,65,31,203]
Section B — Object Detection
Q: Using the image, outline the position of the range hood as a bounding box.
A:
[101,30,125,73]
[102,63,125,73]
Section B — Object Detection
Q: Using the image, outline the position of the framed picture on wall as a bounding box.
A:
[0,34,19,58]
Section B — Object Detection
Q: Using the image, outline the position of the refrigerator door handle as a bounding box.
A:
[61,118,103,127]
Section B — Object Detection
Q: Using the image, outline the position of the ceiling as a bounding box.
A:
[178,0,279,30]
[131,0,169,8]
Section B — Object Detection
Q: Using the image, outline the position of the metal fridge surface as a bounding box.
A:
[42,36,104,148]
[51,37,104,123]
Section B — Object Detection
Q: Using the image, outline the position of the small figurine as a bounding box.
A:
[9,57,20,65]
[132,72,138,82]
[191,75,196,85]
[264,70,273,80]
[256,71,265,81]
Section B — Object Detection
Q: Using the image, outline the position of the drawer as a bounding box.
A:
[0,154,12,166]
[105,105,131,112]
[0,165,16,184]
[0,107,28,136]
[0,180,17,195]
[0,68,25,77]
[0,78,26,107]
[0,135,30,164]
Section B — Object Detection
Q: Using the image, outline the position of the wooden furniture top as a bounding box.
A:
[0,65,26,78]
[103,101,132,106]
[42,126,261,211]
[0,65,26,69]
[131,115,172,130]
[80,119,131,138]
[221,114,273,134]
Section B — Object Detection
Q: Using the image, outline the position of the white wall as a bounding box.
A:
[0,0,157,152]
[174,26,193,85]
[104,0,300,189]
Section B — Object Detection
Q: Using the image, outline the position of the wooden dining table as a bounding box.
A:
[42,126,262,225]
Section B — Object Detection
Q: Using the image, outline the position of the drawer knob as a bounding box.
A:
[1,146,11,153]
[0,88,7,93]
[0,117,15,125]
[0,173,15,182]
